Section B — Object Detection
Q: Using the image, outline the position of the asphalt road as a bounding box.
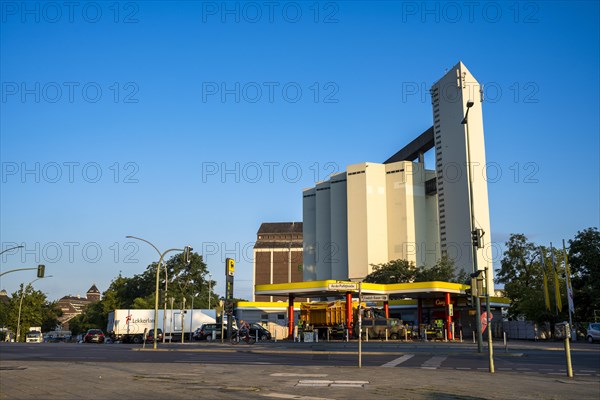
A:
[1,340,599,377]
[2,340,599,399]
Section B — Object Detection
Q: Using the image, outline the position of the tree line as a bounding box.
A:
[363,227,599,325]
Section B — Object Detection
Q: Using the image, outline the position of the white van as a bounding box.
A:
[26,331,43,343]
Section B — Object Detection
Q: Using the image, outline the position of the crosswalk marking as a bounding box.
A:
[380,354,414,368]
[421,356,446,369]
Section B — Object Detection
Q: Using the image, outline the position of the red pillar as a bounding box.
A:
[445,292,453,340]
[384,301,390,318]
[417,298,423,337]
[288,294,295,339]
[345,291,353,337]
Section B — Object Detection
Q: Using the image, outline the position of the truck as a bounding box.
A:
[299,301,406,340]
[107,309,216,343]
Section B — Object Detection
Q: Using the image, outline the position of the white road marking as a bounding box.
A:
[380,354,414,368]
[271,373,328,377]
[421,356,446,369]
[295,380,369,388]
[580,370,597,373]
[262,393,334,400]
[330,384,364,388]
[455,367,471,370]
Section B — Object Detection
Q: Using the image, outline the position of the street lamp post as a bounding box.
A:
[0,245,24,257]
[462,100,483,354]
[126,236,191,350]
[463,101,494,372]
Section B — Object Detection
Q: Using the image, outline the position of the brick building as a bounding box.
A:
[253,222,303,301]
[57,284,101,329]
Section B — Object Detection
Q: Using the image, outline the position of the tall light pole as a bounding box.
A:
[463,100,494,372]
[462,100,483,353]
[16,275,52,342]
[126,236,191,350]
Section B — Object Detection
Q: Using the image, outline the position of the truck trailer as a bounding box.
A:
[107,309,216,343]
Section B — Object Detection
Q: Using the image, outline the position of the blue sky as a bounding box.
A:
[1,1,598,302]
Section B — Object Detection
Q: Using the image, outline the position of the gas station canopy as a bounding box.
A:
[255,280,470,300]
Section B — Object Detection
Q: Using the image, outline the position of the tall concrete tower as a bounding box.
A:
[431,62,493,291]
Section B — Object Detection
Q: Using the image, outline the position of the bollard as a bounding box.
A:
[385,328,388,342]
[315,329,318,343]
[444,329,447,342]
[212,330,216,341]
[274,331,277,343]
[256,331,259,342]
[405,328,408,342]
[473,331,476,344]
[365,328,368,342]
[451,322,455,342]
[564,323,573,378]
[503,332,507,353]
[326,328,330,342]
[345,329,349,342]
[459,330,463,343]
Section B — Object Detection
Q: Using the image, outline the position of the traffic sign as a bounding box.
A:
[362,295,389,301]
[328,282,358,290]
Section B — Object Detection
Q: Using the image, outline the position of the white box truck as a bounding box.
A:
[107,309,216,343]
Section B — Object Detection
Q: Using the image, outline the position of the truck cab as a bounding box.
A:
[359,318,406,340]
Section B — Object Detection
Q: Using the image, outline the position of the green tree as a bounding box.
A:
[496,234,566,323]
[568,227,600,322]
[364,259,416,283]
[5,285,60,341]
[415,256,468,283]
[73,251,218,332]
[364,257,468,284]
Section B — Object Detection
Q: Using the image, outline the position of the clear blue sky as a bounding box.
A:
[1,1,598,302]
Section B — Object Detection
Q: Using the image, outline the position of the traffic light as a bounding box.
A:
[471,229,485,249]
[226,258,235,276]
[183,246,193,265]
[225,300,234,315]
[465,287,473,307]
[37,264,45,278]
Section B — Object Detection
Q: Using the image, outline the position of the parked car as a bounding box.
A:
[248,323,271,341]
[84,329,105,343]
[586,323,600,343]
[146,329,163,343]
[195,323,225,341]
[26,331,43,343]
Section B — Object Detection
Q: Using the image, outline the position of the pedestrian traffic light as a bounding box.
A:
[37,264,45,278]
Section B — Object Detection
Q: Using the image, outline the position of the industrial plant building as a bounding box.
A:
[302,62,494,291]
